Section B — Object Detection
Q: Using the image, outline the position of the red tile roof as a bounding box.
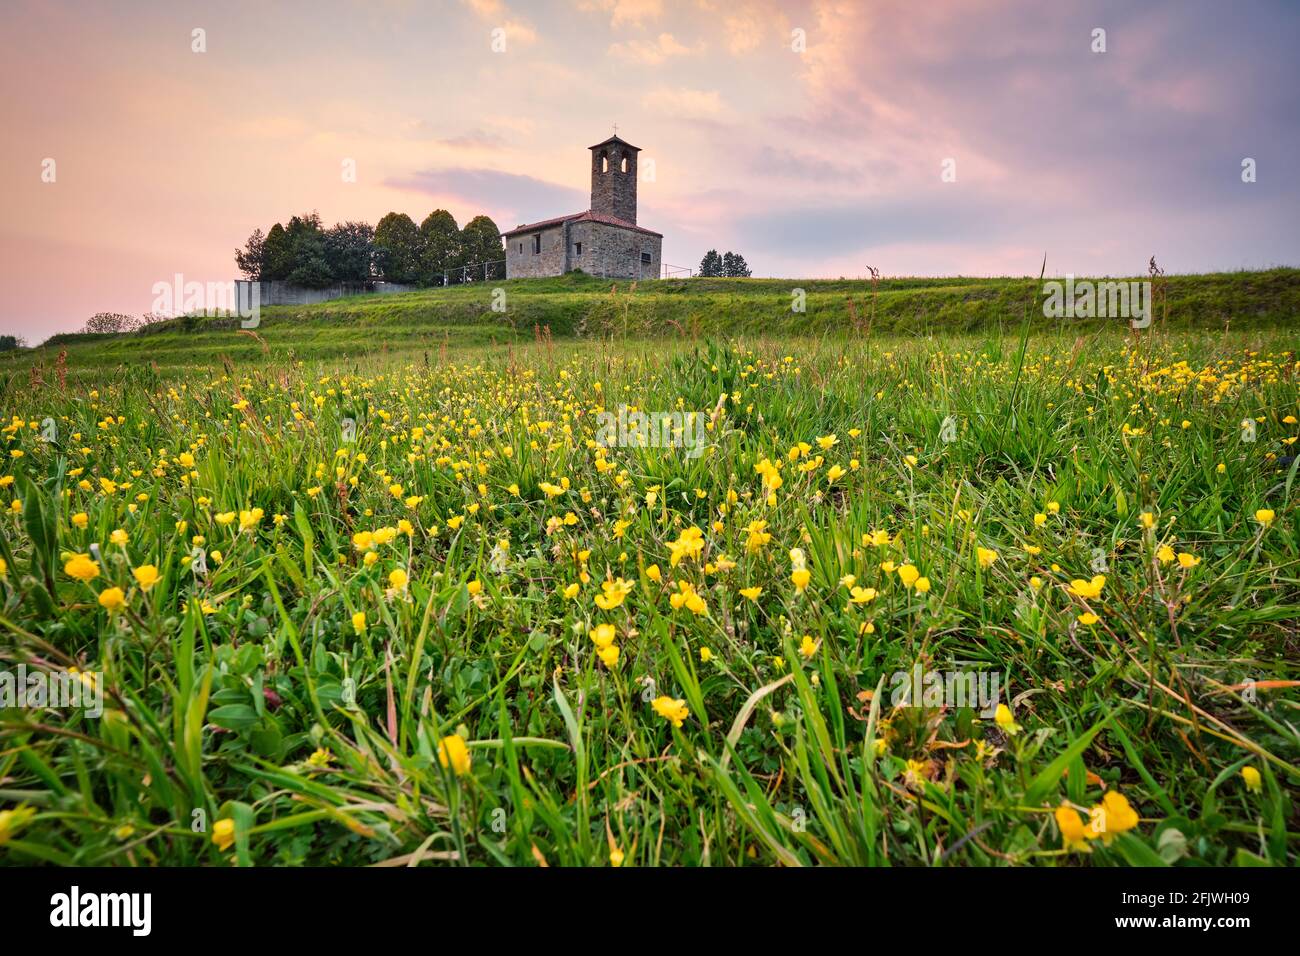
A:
[502,209,662,238]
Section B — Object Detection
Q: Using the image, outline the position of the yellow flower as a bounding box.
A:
[799,634,818,659]
[1055,805,1093,853]
[98,587,126,613]
[1156,545,1175,563]
[1086,790,1139,844]
[849,586,877,604]
[826,464,846,483]
[467,579,482,596]
[1241,765,1262,793]
[388,568,409,590]
[1033,512,1047,527]
[914,577,931,593]
[1254,508,1275,527]
[669,580,707,615]
[609,845,625,867]
[352,611,367,633]
[652,696,690,728]
[110,528,129,547]
[667,526,705,567]
[994,703,1020,736]
[1177,552,1200,569]
[1077,612,1100,626]
[645,563,662,583]
[212,817,235,852]
[976,547,999,568]
[897,564,920,588]
[446,514,465,530]
[65,553,100,582]
[699,646,713,663]
[0,805,36,845]
[1067,575,1106,599]
[437,734,472,776]
[1139,512,1155,530]
[589,623,617,649]
[791,569,811,592]
[594,577,633,610]
[739,586,763,601]
[562,582,580,600]
[132,564,160,591]
[71,512,89,529]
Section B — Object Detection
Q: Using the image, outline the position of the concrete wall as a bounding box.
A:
[234,279,414,307]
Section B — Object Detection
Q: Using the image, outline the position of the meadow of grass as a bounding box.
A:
[10,268,1300,373]
[0,321,1296,866]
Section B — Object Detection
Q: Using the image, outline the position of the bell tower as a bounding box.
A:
[589,133,639,224]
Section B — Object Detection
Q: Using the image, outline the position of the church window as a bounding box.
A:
[620,155,628,173]
[641,251,651,264]
[575,242,582,256]
[533,234,541,254]
[601,153,608,173]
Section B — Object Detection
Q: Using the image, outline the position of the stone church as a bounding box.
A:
[504,135,662,280]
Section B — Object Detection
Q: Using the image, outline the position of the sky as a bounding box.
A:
[2,0,1298,340]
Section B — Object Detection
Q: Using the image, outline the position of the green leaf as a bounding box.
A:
[209,704,260,731]
[1024,712,1114,806]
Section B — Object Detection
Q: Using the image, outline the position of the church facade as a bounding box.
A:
[504,135,662,280]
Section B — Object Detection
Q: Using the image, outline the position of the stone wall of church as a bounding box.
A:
[572,222,660,279]
[506,221,661,280]
[505,224,567,278]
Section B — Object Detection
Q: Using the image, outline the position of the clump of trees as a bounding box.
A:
[235,210,504,287]
[79,312,171,335]
[697,249,752,278]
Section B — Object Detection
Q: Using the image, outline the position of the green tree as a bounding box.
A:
[722,251,752,278]
[324,221,375,283]
[698,249,723,277]
[374,212,422,284]
[262,223,294,281]
[234,228,267,279]
[458,215,504,280]
[419,209,461,285]
[284,212,333,288]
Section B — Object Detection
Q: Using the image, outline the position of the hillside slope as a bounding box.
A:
[13,268,1300,370]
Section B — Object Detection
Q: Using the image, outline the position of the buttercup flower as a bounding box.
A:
[98,587,126,613]
[133,564,160,591]
[1241,765,1262,793]
[438,733,472,776]
[64,553,100,582]
[652,696,690,728]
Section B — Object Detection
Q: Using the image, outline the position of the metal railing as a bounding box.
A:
[440,259,507,286]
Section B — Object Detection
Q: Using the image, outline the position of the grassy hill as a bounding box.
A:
[10,267,1300,371]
